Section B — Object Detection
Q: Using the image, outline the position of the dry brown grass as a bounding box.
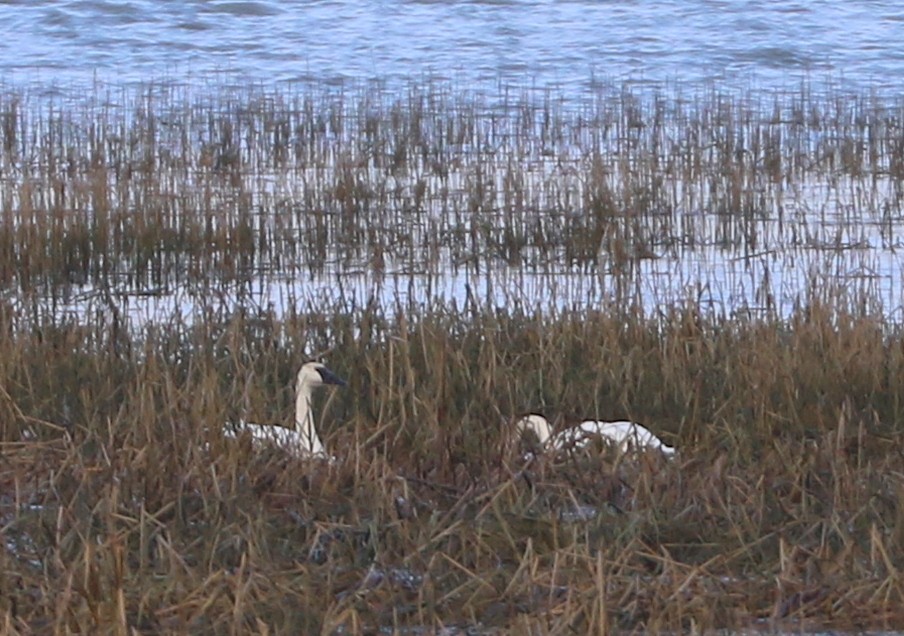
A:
[1,79,903,303]
[2,300,904,634]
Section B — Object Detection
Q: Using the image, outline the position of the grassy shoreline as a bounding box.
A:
[2,301,904,632]
[2,79,904,632]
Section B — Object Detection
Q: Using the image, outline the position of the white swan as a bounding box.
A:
[225,361,346,457]
[516,413,675,456]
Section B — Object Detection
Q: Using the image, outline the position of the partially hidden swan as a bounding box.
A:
[516,413,675,456]
[225,361,346,457]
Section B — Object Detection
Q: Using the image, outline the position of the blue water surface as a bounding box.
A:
[1,0,903,93]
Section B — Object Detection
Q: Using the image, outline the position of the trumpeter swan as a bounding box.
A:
[516,414,675,456]
[225,361,346,457]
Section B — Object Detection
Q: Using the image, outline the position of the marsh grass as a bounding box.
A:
[2,298,904,633]
[2,79,904,315]
[3,78,904,633]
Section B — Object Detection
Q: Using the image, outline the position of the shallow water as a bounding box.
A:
[4,2,904,327]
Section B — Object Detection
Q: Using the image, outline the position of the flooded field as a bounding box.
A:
[3,79,904,327]
[2,80,904,633]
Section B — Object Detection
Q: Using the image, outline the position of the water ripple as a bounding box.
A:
[2,0,904,93]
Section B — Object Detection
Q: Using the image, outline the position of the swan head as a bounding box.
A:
[297,361,347,391]
[515,413,555,446]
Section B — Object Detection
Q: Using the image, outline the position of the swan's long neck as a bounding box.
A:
[534,420,554,445]
[519,415,554,445]
[295,381,326,455]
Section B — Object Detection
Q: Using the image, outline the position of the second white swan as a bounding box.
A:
[516,413,675,456]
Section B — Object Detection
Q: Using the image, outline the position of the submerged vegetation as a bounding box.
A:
[2,79,904,633]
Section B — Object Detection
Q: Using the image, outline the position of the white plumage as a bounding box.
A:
[516,413,675,456]
[224,361,346,457]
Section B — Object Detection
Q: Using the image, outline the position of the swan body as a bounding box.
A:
[516,414,675,456]
[225,361,346,457]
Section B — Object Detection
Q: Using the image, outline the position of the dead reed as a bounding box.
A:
[1,79,904,317]
[2,297,904,633]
